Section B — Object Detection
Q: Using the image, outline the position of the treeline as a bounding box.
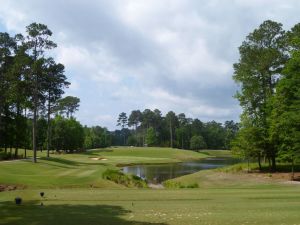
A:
[113,109,239,150]
[0,22,238,161]
[232,20,300,174]
[0,23,85,161]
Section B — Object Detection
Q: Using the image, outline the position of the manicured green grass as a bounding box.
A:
[199,149,233,157]
[1,148,300,225]
[0,159,118,188]
[164,161,300,189]
[164,169,283,189]
[0,147,207,188]
[87,147,208,165]
[1,187,300,225]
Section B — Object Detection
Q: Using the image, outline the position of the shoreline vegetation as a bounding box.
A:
[0,147,299,190]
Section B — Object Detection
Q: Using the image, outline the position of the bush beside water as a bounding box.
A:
[102,169,147,188]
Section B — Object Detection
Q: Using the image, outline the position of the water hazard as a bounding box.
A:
[122,157,239,184]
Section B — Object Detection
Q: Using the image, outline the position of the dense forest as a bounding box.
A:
[111,110,238,150]
[232,20,300,174]
[0,23,85,161]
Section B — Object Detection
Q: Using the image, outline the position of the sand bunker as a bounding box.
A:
[89,157,107,161]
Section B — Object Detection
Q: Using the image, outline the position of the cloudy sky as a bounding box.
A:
[1,0,300,130]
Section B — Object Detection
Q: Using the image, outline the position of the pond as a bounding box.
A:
[122,157,239,184]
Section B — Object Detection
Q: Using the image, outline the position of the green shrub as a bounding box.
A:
[102,169,147,188]
[186,183,199,188]
[190,135,207,150]
[163,181,199,188]
[216,163,254,173]
[163,181,182,188]
[0,152,12,160]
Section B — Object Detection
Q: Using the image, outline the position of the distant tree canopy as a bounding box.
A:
[113,109,239,150]
[51,116,84,152]
[232,20,300,174]
[146,127,157,147]
[56,96,80,118]
[83,125,111,149]
[190,135,207,150]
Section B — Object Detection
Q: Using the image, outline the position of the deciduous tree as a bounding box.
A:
[233,20,288,171]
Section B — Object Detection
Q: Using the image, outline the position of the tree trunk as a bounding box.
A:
[170,120,173,148]
[14,147,18,159]
[0,72,4,149]
[135,124,137,146]
[14,103,21,158]
[24,108,27,159]
[32,92,37,163]
[143,126,145,146]
[271,155,276,172]
[258,154,262,171]
[247,158,250,173]
[32,42,38,163]
[291,157,295,181]
[47,99,51,158]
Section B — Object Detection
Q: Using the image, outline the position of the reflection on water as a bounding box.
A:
[122,157,239,184]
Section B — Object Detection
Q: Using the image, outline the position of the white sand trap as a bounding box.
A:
[89,157,107,161]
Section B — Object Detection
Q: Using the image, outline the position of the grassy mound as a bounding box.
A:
[102,169,147,188]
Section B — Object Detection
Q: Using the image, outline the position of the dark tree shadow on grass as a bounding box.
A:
[0,201,168,225]
[258,164,300,173]
[40,157,80,166]
[40,157,109,167]
[84,149,114,155]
